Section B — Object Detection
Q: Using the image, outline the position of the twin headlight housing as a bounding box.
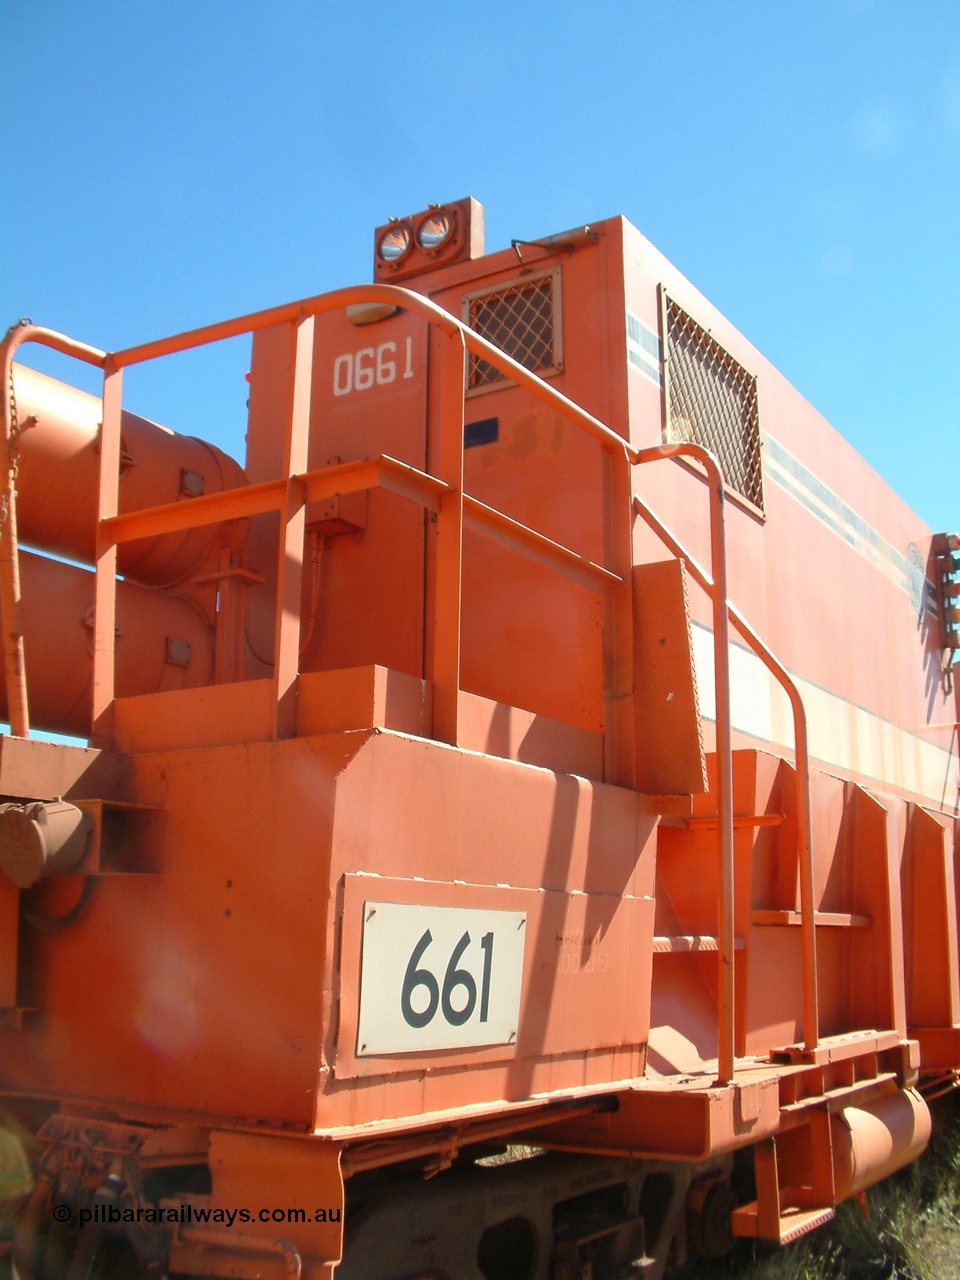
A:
[376,211,455,263]
[373,198,484,282]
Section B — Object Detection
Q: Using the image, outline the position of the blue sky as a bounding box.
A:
[3,1,958,533]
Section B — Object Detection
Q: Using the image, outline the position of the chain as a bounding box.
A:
[2,361,20,528]
[1,318,33,529]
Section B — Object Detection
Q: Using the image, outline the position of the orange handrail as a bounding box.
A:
[3,289,794,1083]
[0,322,108,738]
[1,287,638,752]
[633,491,820,1055]
[631,444,738,1083]
[1,284,813,1086]
[108,286,636,457]
[103,288,639,755]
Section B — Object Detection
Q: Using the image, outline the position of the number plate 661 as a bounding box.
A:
[356,902,527,1056]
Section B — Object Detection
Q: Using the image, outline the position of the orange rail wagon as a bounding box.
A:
[0,199,957,1279]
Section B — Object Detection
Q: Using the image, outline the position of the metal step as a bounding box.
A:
[731,1200,835,1245]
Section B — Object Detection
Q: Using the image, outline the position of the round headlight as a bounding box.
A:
[417,211,453,251]
[378,224,412,263]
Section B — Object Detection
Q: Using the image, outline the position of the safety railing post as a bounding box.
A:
[793,711,819,1050]
[634,444,736,1084]
[91,360,123,747]
[0,335,28,739]
[601,446,637,788]
[632,490,820,1055]
[273,313,314,738]
[429,328,466,746]
[705,463,736,1085]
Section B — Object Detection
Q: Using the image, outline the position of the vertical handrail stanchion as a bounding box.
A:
[430,328,466,746]
[794,712,819,1050]
[632,489,820,1056]
[91,359,123,747]
[634,444,736,1084]
[704,459,736,1085]
[0,355,28,738]
[600,446,638,789]
[273,313,314,738]
[1,324,106,739]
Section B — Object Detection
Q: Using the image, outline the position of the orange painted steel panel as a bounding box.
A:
[844,786,908,1039]
[112,679,278,754]
[527,1071,783,1161]
[911,1026,960,1069]
[335,871,654,1083]
[429,231,626,737]
[905,805,960,1040]
[205,1131,344,1273]
[458,523,605,732]
[1,732,359,1125]
[632,558,707,795]
[454,685,604,778]
[0,733,126,803]
[295,666,604,778]
[625,218,956,810]
[1,727,656,1133]
[295,665,430,739]
[318,731,658,1127]
[247,310,431,685]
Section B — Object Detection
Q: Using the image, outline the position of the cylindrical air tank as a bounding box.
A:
[11,363,248,586]
[831,1088,931,1201]
[0,550,214,739]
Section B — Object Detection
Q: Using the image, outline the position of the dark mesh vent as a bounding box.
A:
[664,297,763,510]
[465,274,557,389]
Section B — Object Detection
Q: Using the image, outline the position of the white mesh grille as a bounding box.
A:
[664,296,763,510]
[464,271,560,391]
